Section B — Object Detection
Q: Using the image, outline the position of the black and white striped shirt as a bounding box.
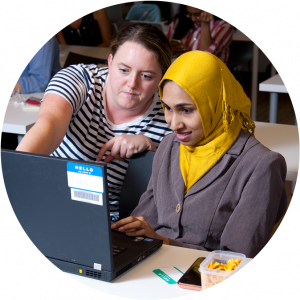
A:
[45,64,172,220]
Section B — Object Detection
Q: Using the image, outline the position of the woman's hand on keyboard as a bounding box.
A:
[111,216,170,245]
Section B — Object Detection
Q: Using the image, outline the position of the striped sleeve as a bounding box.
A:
[206,21,233,57]
[44,64,88,115]
[166,19,179,40]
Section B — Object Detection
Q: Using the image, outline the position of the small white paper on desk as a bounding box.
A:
[9,95,26,103]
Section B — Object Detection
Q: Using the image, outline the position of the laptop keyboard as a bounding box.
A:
[112,245,127,256]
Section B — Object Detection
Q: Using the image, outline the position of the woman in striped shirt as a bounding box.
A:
[16,23,173,221]
[167,5,234,64]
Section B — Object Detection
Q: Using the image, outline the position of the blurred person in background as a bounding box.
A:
[13,36,61,94]
[142,1,172,22]
[167,5,233,64]
[56,8,111,47]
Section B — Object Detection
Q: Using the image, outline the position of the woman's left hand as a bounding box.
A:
[111,216,170,244]
[13,82,22,94]
[200,12,213,23]
[111,216,156,238]
[171,42,187,54]
[96,135,156,163]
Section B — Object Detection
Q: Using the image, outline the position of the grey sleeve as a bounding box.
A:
[130,175,159,229]
[220,151,287,258]
[130,147,161,230]
[131,134,173,231]
[133,179,207,251]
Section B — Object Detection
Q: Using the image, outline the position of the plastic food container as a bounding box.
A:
[199,250,246,290]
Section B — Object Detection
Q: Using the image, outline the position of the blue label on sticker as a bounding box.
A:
[67,162,102,176]
[67,162,104,195]
[144,238,154,242]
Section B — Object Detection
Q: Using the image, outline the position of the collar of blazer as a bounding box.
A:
[170,130,258,198]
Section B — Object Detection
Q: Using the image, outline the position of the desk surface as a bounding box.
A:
[259,74,288,93]
[59,45,110,68]
[67,245,251,299]
[2,93,43,134]
[255,121,298,181]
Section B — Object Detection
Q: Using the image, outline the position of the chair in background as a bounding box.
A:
[119,151,155,219]
[63,52,108,69]
[227,40,253,87]
[125,3,161,22]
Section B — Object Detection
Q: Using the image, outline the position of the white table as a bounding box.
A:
[232,30,259,121]
[259,74,288,123]
[255,121,298,181]
[59,45,110,68]
[67,244,251,299]
[255,122,300,195]
[2,93,43,143]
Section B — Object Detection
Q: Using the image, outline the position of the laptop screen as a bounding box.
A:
[2,150,114,271]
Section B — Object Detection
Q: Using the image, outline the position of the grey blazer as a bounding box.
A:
[131,130,287,258]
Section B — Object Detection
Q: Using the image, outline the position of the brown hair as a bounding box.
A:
[109,23,172,76]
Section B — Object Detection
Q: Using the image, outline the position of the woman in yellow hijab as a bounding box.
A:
[160,49,255,193]
[112,51,287,258]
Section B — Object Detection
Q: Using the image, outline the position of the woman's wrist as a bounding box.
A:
[14,82,22,93]
[145,136,157,151]
[199,22,213,50]
[162,237,170,245]
[201,21,210,28]
[158,236,169,245]
[154,232,169,245]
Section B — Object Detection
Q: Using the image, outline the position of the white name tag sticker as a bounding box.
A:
[67,162,103,206]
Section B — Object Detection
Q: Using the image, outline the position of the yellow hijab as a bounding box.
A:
[158,51,255,193]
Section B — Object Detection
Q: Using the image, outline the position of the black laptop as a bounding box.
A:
[1,149,162,282]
